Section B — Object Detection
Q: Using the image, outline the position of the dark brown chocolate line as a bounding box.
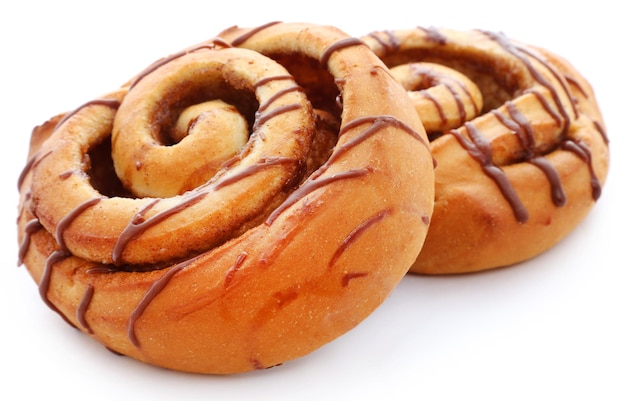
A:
[257,86,302,114]
[450,123,529,222]
[593,120,609,145]
[320,37,366,69]
[76,284,95,334]
[525,88,564,128]
[324,115,429,180]
[265,168,371,226]
[364,30,399,56]
[503,101,567,206]
[229,21,282,47]
[18,218,43,266]
[529,156,567,206]
[54,99,121,131]
[253,103,303,132]
[254,74,294,89]
[565,74,589,98]
[17,154,37,190]
[561,139,602,200]
[329,208,392,268]
[213,156,298,190]
[17,150,52,190]
[55,197,102,253]
[39,251,70,313]
[129,39,232,89]
[421,89,447,125]
[127,256,199,348]
[418,26,448,46]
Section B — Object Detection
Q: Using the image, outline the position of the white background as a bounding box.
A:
[1,1,624,400]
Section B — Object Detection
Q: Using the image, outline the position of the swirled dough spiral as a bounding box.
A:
[363,27,609,274]
[17,23,434,374]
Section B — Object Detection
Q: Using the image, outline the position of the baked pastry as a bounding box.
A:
[362,27,609,274]
[17,22,434,374]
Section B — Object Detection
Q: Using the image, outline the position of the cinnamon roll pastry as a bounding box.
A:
[363,28,609,274]
[17,22,434,374]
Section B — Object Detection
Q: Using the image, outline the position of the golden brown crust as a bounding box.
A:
[17,22,434,374]
[362,27,609,274]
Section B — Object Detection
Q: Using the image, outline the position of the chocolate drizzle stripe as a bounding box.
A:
[561,140,602,200]
[254,74,294,89]
[229,21,281,47]
[17,150,52,189]
[328,115,429,176]
[127,257,198,348]
[77,285,95,333]
[18,218,43,266]
[54,99,121,131]
[112,194,204,265]
[253,103,303,132]
[129,40,232,89]
[265,168,370,226]
[419,26,448,45]
[565,74,589,98]
[320,37,366,69]
[505,101,567,206]
[593,120,609,144]
[17,154,37,189]
[421,90,447,125]
[529,157,567,206]
[525,89,564,127]
[364,31,399,56]
[504,101,535,152]
[39,251,70,313]
[451,123,529,222]
[214,156,297,190]
[55,198,102,253]
[257,86,302,113]
[329,208,392,268]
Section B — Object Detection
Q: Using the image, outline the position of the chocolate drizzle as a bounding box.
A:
[55,197,102,252]
[39,251,70,313]
[561,139,602,200]
[329,208,392,268]
[127,256,198,348]
[77,285,95,333]
[229,21,281,47]
[493,102,567,206]
[54,99,121,130]
[18,218,42,266]
[266,168,370,225]
[450,123,529,222]
[320,37,366,69]
[129,39,233,89]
